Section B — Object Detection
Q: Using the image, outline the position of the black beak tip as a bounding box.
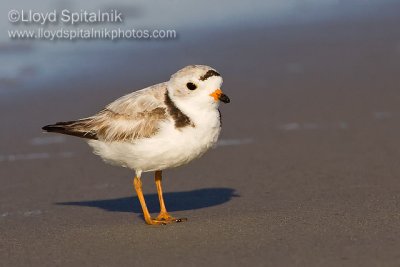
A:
[220,94,230,104]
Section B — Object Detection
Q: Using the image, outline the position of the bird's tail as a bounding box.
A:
[42,119,98,140]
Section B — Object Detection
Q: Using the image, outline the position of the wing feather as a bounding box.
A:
[88,83,168,141]
[43,83,169,142]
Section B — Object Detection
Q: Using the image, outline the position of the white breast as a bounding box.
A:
[88,108,221,172]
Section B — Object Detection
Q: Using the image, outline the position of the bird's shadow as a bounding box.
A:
[56,187,239,216]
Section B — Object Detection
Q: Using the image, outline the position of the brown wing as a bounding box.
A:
[42,83,169,142]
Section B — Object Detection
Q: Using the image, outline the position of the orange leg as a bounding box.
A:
[133,176,164,225]
[154,170,187,223]
[133,174,186,225]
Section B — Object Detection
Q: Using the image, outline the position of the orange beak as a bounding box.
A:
[210,89,230,103]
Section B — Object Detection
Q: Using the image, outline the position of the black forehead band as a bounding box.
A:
[199,70,220,81]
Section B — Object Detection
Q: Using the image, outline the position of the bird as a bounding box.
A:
[42,65,230,225]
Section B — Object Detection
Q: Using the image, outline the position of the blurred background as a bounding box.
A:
[1,0,400,266]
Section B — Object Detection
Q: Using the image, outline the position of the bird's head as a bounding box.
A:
[167,65,230,110]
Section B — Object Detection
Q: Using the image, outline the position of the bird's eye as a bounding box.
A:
[186,82,197,90]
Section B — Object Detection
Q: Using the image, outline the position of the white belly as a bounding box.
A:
[88,110,221,172]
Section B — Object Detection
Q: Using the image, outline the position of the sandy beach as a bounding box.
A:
[1,1,400,266]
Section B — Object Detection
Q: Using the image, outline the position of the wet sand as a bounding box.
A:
[2,2,400,266]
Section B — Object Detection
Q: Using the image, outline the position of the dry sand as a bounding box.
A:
[1,2,400,266]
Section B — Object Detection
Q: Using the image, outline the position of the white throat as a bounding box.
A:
[168,92,219,127]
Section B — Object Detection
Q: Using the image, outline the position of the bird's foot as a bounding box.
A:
[150,212,187,225]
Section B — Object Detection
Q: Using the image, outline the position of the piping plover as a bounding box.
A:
[42,65,230,225]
